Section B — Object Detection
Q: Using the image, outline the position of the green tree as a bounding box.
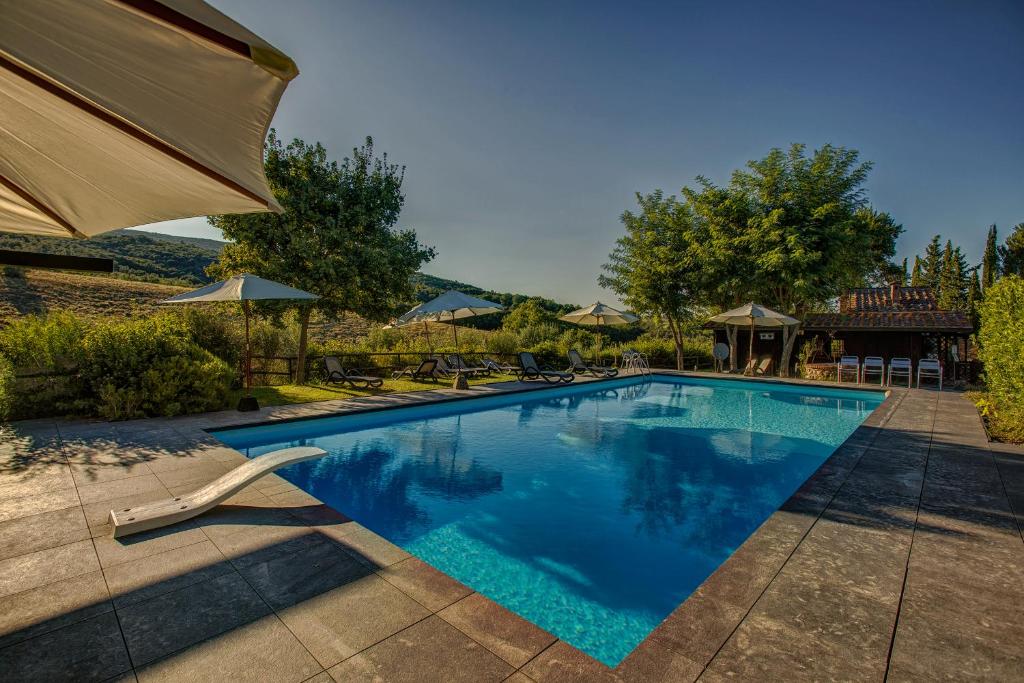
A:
[937,240,969,310]
[910,256,923,286]
[600,190,720,369]
[966,269,981,330]
[982,224,1000,289]
[683,144,901,374]
[921,235,943,291]
[1000,223,1024,277]
[502,299,557,331]
[210,131,435,382]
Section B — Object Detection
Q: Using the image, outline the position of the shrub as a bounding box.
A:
[80,316,233,420]
[0,354,13,422]
[977,276,1024,441]
[0,312,89,417]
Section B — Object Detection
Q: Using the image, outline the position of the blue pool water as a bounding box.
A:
[213,376,883,665]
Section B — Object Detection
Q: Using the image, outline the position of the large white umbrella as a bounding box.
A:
[163,274,317,410]
[709,302,798,374]
[0,0,298,238]
[560,302,638,357]
[401,290,503,358]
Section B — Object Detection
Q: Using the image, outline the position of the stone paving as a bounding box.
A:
[0,375,1021,681]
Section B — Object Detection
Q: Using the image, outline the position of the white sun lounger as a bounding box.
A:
[109,446,327,538]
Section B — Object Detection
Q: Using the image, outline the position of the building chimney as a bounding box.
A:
[890,280,900,306]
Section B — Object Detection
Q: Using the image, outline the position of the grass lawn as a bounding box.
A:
[230,375,512,408]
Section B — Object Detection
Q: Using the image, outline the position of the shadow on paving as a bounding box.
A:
[0,502,399,682]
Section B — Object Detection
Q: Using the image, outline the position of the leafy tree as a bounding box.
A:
[682,144,901,374]
[502,299,557,331]
[210,131,434,382]
[600,190,720,369]
[982,224,1000,289]
[1000,223,1024,277]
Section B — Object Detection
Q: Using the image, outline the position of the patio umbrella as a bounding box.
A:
[395,302,433,354]
[709,303,798,374]
[0,0,298,239]
[163,274,317,411]
[559,302,638,357]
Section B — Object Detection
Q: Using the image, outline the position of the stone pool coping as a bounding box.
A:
[1,372,1021,681]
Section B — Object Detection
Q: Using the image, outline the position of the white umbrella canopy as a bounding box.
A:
[399,290,503,358]
[164,274,316,407]
[559,302,639,326]
[0,0,298,238]
[709,303,798,374]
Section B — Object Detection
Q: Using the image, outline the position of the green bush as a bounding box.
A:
[0,354,14,422]
[0,312,90,417]
[977,276,1024,441]
[80,316,233,420]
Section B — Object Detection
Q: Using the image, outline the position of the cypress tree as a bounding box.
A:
[982,224,999,289]
[966,269,981,330]
[910,256,923,286]
[922,235,943,291]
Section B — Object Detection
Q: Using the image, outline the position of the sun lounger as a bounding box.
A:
[518,352,574,383]
[754,356,772,375]
[837,355,860,383]
[392,358,440,382]
[324,356,384,388]
[861,356,884,385]
[482,357,518,375]
[887,357,912,387]
[448,354,491,376]
[917,358,943,390]
[567,349,618,377]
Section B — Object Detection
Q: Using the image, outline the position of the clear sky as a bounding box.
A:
[141,0,1024,306]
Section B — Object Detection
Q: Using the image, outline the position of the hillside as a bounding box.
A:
[0,229,578,319]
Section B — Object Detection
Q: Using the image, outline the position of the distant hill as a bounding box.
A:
[0,229,577,311]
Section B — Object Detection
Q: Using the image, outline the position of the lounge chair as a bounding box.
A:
[447,354,491,376]
[324,356,384,388]
[917,358,943,390]
[567,349,618,377]
[887,357,912,387]
[837,355,860,383]
[754,356,772,376]
[392,358,440,382]
[861,356,884,385]
[432,355,469,378]
[518,352,574,383]
[482,357,518,375]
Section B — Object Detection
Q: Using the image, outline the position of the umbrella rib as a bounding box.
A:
[0,52,274,212]
[0,172,83,238]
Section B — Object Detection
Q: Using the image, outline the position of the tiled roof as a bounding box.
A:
[803,310,973,332]
[840,286,936,313]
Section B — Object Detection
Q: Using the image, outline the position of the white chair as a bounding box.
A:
[917,358,943,390]
[861,356,885,385]
[887,357,912,387]
[837,355,860,383]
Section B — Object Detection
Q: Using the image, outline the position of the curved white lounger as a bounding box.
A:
[109,446,328,538]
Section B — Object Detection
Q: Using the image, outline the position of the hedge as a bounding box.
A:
[977,276,1024,442]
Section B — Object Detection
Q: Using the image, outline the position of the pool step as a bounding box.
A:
[108,446,327,538]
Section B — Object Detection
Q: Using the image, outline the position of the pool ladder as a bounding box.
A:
[622,350,651,375]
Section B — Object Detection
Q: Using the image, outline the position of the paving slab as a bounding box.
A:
[0,611,131,682]
[0,505,90,561]
[0,538,99,598]
[438,592,557,667]
[0,570,112,649]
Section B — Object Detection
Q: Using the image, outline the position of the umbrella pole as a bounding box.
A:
[451,312,468,390]
[424,320,432,355]
[238,301,259,412]
[747,315,754,375]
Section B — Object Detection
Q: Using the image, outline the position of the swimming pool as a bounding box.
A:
[212,375,884,666]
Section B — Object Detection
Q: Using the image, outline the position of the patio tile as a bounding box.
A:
[326,615,512,682]
[237,535,373,610]
[520,640,621,682]
[0,611,131,682]
[70,460,154,486]
[0,464,75,498]
[614,636,704,682]
[703,613,884,681]
[135,614,321,683]
[76,474,168,506]
[92,521,207,568]
[378,556,472,612]
[152,461,232,489]
[0,570,111,649]
[0,486,80,524]
[117,572,272,666]
[104,539,231,608]
[644,589,746,666]
[0,538,99,598]
[438,592,556,667]
[277,572,430,667]
[330,524,411,567]
[0,504,90,561]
